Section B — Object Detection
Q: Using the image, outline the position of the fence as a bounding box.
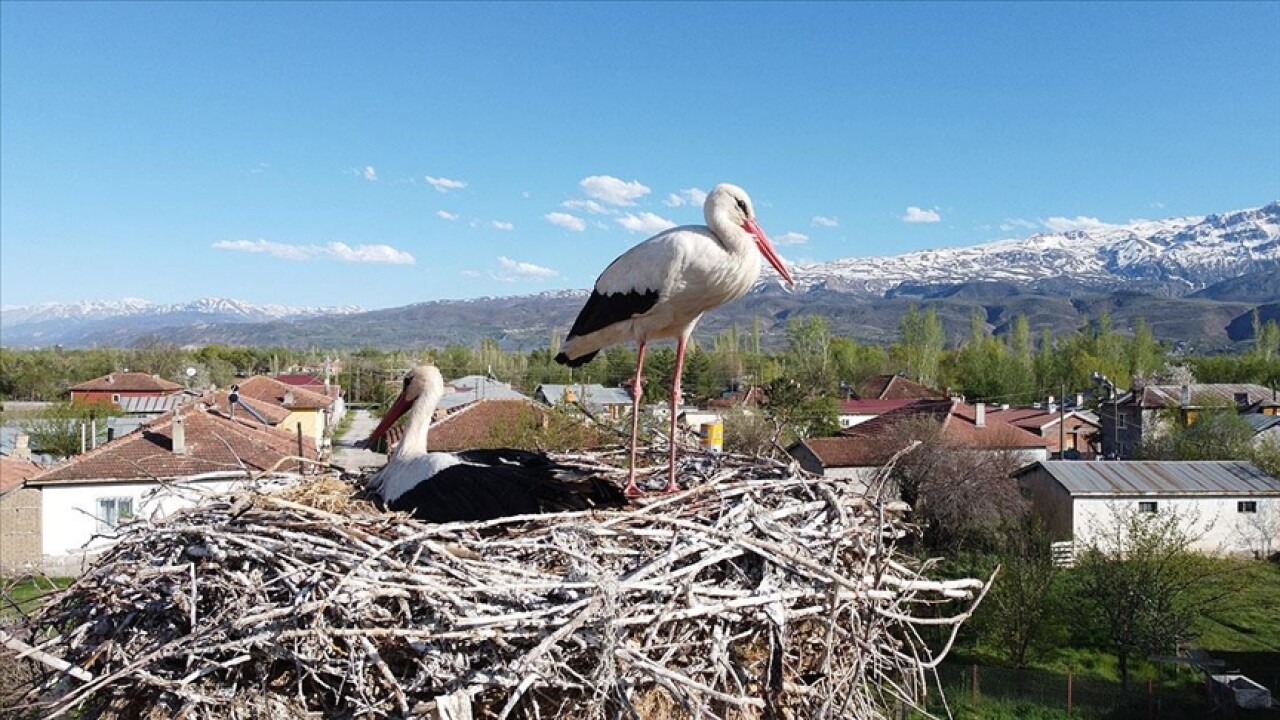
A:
[923,663,1213,718]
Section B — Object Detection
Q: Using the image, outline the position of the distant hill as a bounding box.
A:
[3,201,1278,351]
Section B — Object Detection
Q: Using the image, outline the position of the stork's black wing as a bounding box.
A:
[388,464,627,523]
[554,289,659,367]
[452,448,556,469]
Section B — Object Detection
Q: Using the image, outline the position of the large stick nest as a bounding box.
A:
[7,451,990,719]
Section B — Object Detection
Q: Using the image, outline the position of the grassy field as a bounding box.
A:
[0,576,71,618]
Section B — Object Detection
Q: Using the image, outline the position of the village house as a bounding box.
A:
[441,376,530,413]
[68,371,185,406]
[0,448,44,574]
[988,403,1101,458]
[853,374,948,401]
[275,373,346,419]
[789,398,1050,492]
[231,375,338,451]
[1016,460,1280,557]
[837,398,918,429]
[24,406,318,575]
[535,383,633,420]
[1098,382,1280,459]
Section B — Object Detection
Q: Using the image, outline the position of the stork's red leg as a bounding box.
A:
[624,341,647,497]
[663,334,689,493]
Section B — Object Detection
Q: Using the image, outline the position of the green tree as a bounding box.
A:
[1075,504,1240,690]
[899,304,944,387]
[985,515,1062,668]
[21,402,121,458]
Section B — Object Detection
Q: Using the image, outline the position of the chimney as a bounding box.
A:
[1047,395,1057,415]
[283,390,295,406]
[172,412,186,455]
[107,373,115,384]
[1234,392,1250,409]
[975,402,986,428]
[1075,393,1084,409]
[11,434,31,461]
[1180,384,1192,407]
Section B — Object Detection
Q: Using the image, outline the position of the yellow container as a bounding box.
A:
[700,421,724,453]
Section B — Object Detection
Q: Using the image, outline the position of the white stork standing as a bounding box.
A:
[555,183,795,495]
[364,366,626,522]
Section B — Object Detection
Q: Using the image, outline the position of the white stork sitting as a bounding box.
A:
[364,366,626,522]
[555,183,796,495]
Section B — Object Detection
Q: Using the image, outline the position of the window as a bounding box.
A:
[1138,501,1158,513]
[96,497,134,534]
[1238,501,1258,513]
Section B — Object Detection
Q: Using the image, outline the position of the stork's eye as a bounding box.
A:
[403,376,412,387]
[736,198,749,215]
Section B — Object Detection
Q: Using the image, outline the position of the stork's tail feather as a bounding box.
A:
[555,349,598,367]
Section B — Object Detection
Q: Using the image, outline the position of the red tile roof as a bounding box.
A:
[28,408,317,485]
[988,407,1099,434]
[202,389,293,425]
[1,456,43,495]
[235,376,333,411]
[428,399,550,452]
[801,399,1049,468]
[838,398,919,415]
[69,372,183,393]
[854,374,948,401]
[275,374,323,387]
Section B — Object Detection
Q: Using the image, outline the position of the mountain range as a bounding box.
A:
[3,201,1277,351]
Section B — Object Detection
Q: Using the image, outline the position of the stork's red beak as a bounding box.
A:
[365,389,413,448]
[743,218,795,288]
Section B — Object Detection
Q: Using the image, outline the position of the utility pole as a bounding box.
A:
[1059,382,1066,459]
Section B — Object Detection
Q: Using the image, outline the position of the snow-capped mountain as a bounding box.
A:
[784,201,1280,297]
[0,297,361,346]
[0,297,361,328]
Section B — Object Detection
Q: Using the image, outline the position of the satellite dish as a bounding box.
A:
[186,367,197,377]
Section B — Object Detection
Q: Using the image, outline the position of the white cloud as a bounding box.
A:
[425,175,467,193]
[774,231,810,245]
[545,212,586,232]
[1041,216,1123,233]
[616,212,676,235]
[212,239,311,261]
[491,220,514,231]
[437,210,459,221]
[581,175,650,206]
[460,270,482,278]
[249,162,268,175]
[902,206,942,223]
[362,166,377,182]
[496,256,558,280]
[562,199,612,215]
[812,215,839,228]
[212,239,415,265]
[325,242,414,264]
[663,188,708,207]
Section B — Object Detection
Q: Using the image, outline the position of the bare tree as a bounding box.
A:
[878,416,1029,550]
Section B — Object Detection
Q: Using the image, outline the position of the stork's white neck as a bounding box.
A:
[705,202,753,255]
[394,388,440,458]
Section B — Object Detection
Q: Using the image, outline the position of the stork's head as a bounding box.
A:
[365,365,445,447]
[706,183,795,288]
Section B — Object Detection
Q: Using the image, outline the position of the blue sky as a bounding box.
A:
[2,2,1278,310]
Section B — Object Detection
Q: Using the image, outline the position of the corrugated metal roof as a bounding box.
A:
[1022,461,1280,496]
[440,376,529,411]
[1242,414,1280,435]
[536,384,633,408]
[117,395,187,414]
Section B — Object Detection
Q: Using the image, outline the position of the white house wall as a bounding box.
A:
[40,478,250,573]
[1071,495,1280,555]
